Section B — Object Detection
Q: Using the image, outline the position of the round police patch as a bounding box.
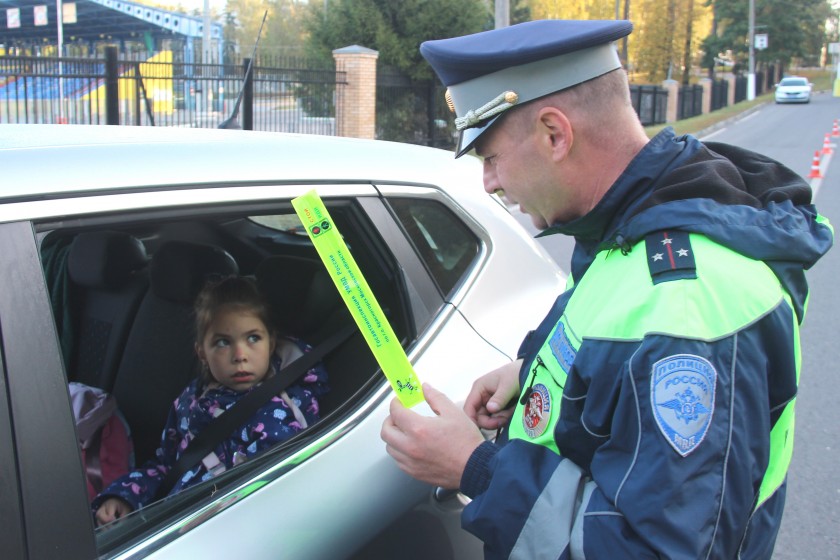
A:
[651,354,716,457]
[522,383,551,439]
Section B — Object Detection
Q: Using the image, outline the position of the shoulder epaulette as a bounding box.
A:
[645,230,697,285]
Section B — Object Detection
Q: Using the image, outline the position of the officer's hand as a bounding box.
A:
[381,383,485,489]
[463,359,522,430]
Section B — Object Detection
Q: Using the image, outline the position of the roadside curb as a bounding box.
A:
[695,102,767,138]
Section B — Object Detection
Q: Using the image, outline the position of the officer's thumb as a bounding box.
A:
[421,383,455,416]
[486,398,503,414]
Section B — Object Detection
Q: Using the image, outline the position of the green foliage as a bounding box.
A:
[303,0,490,81]
[223,0,308,59]
[703,0,835,72]
[300,0,491,146]
[511,0,532,24]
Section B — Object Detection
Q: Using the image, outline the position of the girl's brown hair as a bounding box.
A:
[194,275,274,382]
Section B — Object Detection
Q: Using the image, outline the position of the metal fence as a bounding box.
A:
[0,55,107,124]
[376,67,455,149]
[711,79,729,111]
[377,69,672,148]
[0,47,342,134]
[630,84,668,126]
[734,72,767,104]
[1,48,761,147]
[677,84,704,120]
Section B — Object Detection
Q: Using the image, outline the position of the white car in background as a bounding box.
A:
[774,76,812,104]
[0,124,564,560]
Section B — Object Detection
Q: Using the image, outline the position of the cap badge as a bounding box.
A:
[453,90,519,131]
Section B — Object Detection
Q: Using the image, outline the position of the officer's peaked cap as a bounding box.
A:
[421,19,633,157]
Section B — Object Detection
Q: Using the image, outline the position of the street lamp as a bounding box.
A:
[748,0,755,100]
[495,0,509,29]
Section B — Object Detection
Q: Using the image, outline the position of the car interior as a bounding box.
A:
[37,198,417,543]
[28,188,486,557]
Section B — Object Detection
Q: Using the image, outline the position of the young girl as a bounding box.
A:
[93,275,329,525]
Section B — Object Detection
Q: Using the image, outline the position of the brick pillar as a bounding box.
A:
[724,73,736,106]
[333,45,379,139]
[662,79,679,123]
[700,78,712,114]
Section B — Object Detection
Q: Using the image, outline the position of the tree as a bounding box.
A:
[701,0,834,77]
[528,0,713,83]
[510,0,533,24]
[628,0,712,82]
[303,0,489,81]
[223,0,308,61]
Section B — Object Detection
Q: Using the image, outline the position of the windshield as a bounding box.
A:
[780,78,808,87]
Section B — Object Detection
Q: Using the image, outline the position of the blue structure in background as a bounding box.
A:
[1,0,226,111]
[0,0,223,60]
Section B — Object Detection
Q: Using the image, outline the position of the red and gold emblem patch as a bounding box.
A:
[522,383,551,439]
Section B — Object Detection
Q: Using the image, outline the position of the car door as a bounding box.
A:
[0,220,97,560]
[4,183,484,559]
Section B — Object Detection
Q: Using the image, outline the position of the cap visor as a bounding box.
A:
[456,115,501,158]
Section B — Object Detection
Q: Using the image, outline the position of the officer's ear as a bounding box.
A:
[536,107,573,163]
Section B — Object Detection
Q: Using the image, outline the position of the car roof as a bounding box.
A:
[0,125,476,201]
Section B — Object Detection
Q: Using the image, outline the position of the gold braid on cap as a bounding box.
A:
[454,91,519,131]
[445,89,455,113]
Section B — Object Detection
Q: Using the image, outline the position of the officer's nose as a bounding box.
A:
[483,159,501,195]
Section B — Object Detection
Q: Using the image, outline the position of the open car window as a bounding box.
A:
[36,197,418,556]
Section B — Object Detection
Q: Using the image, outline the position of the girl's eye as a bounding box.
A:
[247,334,262,344]
[213,338,230,348]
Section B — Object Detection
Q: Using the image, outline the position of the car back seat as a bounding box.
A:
[112,240,238,465]
[66,231,149,392]
[255,255,375,415]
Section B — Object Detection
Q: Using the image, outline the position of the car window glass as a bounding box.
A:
[36,200,406,557]
[388,198,479,296]
[249,214,307,234]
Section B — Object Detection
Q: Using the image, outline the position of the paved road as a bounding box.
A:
[513,91,839,558]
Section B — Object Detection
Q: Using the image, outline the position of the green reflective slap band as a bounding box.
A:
[292,190,425,408]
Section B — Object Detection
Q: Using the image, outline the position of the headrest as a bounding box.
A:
[255,255,341,337]
[420,19,633,157]
[150,241,239,303]
[68,231,148,289]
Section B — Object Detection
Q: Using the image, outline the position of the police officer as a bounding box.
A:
[380,19,834,559]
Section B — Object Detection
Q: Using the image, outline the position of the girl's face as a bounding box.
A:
[196,306,274,392]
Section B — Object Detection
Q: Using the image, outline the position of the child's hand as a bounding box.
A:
[95,497,133,526]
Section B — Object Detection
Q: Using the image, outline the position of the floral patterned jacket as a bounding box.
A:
[91,337,328,514]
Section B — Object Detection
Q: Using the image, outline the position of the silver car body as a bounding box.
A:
[0,125,564,559]
[774,76,811,104]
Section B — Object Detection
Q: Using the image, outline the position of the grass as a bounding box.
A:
[643,69,832,138]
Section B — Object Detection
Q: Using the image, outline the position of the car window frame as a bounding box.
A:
[22,184,458,558]
[373,184,491,308]
[0,220,97,560]
[0,312,26,560]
